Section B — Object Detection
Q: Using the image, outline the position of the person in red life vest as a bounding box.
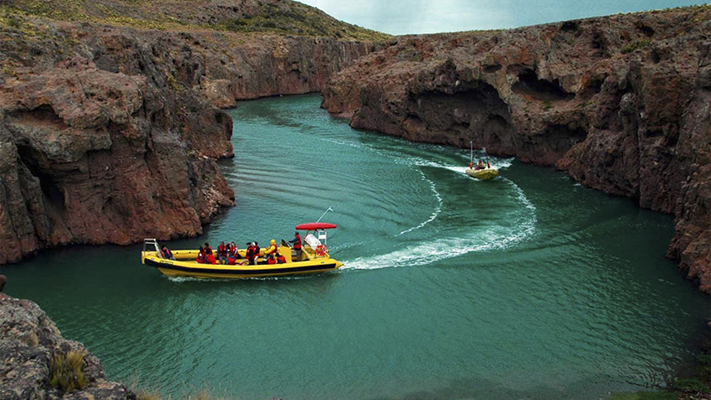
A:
[469,161,473,169]
[205,248,217,265]
[204,242,213,255]
[276,253,286,264]
[263,239,277,262]
[246,242,257,265]
[160,245,175,260]
[476,160,485,170]
[487,161,491,168]
[196,246,206,263]
[266,254,277,264]
[289,232,302,260]
[217,241,228,265]
[227,242,241,265]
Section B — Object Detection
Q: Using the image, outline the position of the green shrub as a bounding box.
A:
[49,349,87,393]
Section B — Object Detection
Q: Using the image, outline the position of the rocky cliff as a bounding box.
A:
[0,0,382,264]
[322,6,711,292]
[0,293,136,399]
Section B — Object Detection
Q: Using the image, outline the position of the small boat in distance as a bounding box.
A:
[141,223,343,279]
[465,142,499,180]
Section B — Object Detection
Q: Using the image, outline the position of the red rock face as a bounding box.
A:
[0,22,375,264]
[322,7,711,292]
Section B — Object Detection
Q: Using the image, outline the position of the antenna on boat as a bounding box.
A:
[316,206,333,223]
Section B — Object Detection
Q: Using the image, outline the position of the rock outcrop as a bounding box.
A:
[0,5,379,264]
[0,293,136,399]
[322,6,711,291]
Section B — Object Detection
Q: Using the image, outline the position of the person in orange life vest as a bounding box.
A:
[469,161,473,169]
[217,241,228,265]
[289,232,302,259]
[487,161,491,168]
[196,246,206,263]
[203,242,213,256]
[276,253,286,264]
[266,254,277,264]
[161,245,175,260]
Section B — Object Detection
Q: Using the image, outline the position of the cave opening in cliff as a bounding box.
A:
[16,145,66,210]
[512,68,575,101]
[407,81,511,144]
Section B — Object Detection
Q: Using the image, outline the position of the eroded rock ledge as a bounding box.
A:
[0,18,376,264]
[322,6,711,292]
[0,293,135,399]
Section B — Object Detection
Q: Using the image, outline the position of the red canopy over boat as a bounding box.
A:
[295,222,337,230]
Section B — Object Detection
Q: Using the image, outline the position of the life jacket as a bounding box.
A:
[265,242,277,255]
[218,244,227,256]
[229,245,239,258]
[161,248,173,259]
[293,235,302,250]
[205,246,213,255]
[246,246,255,260]
[267,256,276,265]
[196,251,205,263]
[206,254,217,264]
[276,254,286,264]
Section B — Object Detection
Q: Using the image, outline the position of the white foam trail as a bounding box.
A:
[398,169,442,236]
[342,177,537,271]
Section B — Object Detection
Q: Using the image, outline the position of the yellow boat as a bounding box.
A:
[141,223,343,278]
[466,143,499,180]
[466,167,499,180]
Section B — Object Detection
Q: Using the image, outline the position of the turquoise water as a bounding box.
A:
[3,94,709,399]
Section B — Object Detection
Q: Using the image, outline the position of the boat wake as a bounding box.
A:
[397,169,442,236]
[342,177,536,271]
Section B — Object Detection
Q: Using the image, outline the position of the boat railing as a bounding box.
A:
[143,238,161,256]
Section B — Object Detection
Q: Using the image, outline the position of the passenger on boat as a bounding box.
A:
[161,245,175,260]
[476,160,485,170]
[289,232,302,260]
[217,241,228,265]
[276,253,286,264]
[227,242,240,265]
[246,242,257,265]
[204,242,213,255]
[205,248,217,265]
[266,254,277,264]
[263,239,277,262]
[196,246,206,263]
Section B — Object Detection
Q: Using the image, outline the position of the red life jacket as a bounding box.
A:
[196,251,205,263]
[218,244,227,256]
[265,243,277,255]
[267,256,276,265]
[229,245,239,258]
[293,235,302,249]
[276,254,286,264]
[206,254,217,264]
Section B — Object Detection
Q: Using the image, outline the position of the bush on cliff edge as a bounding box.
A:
[50,349,88,393]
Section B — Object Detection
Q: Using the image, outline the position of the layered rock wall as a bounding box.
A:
[0,19,376,264]
[322,7,711,291]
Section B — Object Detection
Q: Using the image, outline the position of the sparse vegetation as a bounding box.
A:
[49,349,87,393]
[621,39,650,54]
[0,0,390,41]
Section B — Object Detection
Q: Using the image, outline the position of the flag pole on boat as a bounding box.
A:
[316,206,333,223]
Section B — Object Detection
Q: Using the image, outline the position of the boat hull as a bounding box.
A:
[466,168,499,180]
[142,249,343,279]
